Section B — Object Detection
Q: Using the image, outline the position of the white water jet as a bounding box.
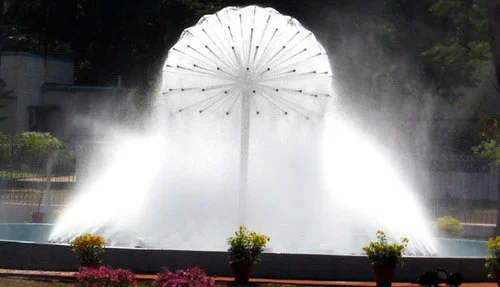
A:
[321,117,436,254]
[50,5,436,255]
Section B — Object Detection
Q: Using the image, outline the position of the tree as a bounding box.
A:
[428,0,500,234]
[423,0,498,100]
[486,0,500,91]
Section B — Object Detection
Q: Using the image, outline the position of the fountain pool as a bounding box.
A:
[18,5,485,260]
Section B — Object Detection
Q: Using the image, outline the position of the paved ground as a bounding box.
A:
[0,269,498,286]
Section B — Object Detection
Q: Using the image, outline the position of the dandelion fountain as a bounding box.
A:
[0,5,492,282]
[37,6,444,260]
[46,5,438,255]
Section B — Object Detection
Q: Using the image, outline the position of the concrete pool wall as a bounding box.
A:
[0,240,491,282]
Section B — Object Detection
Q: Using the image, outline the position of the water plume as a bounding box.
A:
[50,5,435,255]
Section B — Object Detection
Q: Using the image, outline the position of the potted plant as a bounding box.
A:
[363,230,409,287]
[227,225,270,283]
[435,216,464,237]
[485,236,500,286]
[70,233,106,268]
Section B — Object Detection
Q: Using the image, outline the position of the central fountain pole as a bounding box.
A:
[238,92,251,225]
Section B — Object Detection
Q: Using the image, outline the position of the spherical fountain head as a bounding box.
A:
[161,5,335,119]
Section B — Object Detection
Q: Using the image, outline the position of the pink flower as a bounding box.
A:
[153,267,215,287]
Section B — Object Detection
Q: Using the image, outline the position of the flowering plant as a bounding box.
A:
[152,267,215,287]
[70,233,106,267]
[228,225,270,264]
[485,236,500,279]
[473,119,500,164]
[435,216,463,235]
[75,266,137,287]
[362,230,409,268]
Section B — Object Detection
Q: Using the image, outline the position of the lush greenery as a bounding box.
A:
[228,225,270,264]
[15,132,64,150]
[14,132,65,171]
[75,266,137,287]
[362,230,409,268]
[70,233,106,267]
[2,0,498,113]
[485,236,500,279]
[0,132,75,176]
[435,216,464,235]
[423,0,493,100]
[152,267,215,287]
[1,0,499,155]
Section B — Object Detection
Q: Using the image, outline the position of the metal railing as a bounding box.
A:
[0,144,76,210]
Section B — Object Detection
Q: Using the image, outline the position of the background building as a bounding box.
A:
[0,52,138,143]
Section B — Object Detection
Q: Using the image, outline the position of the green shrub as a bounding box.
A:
[485,236,500,279]
[435,216,463,235]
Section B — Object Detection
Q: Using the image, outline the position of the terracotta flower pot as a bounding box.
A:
[231,263,253,283]
[373,266,396,287]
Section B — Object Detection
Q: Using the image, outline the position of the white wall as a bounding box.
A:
[0,52,74,134]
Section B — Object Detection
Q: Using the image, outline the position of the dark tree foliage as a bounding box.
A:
[1,0,496,113]
[422,0,492,101]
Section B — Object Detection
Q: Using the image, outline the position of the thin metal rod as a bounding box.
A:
[238,92,251,225]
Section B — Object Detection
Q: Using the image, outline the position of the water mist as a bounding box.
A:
[50,5,435,255]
